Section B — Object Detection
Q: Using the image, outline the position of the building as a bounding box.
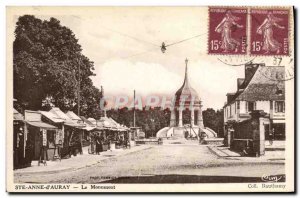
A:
[157,59,217,139]
[223,63,285,144]
[170,58,204,128]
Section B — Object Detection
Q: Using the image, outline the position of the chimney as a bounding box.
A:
[244,63,264,85]
[237,78,245,90]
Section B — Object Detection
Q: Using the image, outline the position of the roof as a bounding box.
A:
[175,61,201,107]
[50,107,70,120]
[40,111,64,123]
[236,84,285,101]
[13,108,24,121]
[80,116,95,126]
[87,118,97,125]
[225,65,285,106]
[24,110,57,129]
[49,107,84,128]
[97,117,129,131]
[66,111,82,121]
[26,121,57,129]
[25,110,42,122]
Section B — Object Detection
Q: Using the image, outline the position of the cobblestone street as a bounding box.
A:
[14,144,285,184]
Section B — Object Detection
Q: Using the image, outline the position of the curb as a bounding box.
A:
[14,145,152,176]
[207,146,285,164]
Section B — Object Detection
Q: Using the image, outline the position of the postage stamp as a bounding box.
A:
[250,9,290,56]
[208,7,247,55]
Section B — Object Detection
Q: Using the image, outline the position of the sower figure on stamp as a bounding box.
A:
[215,10,244,53]
[256,12,285,54]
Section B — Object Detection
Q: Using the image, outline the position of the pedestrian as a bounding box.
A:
[95,134,101,155]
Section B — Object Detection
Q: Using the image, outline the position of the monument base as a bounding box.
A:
[156,125,218,139]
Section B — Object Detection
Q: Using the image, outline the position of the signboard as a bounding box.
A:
[42,129,47,146]
[55,129,63,145]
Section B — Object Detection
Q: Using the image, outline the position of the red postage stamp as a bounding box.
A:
[250,9,289,56]
[208,7,247,55]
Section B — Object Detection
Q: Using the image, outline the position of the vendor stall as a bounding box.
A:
[24,110,58,165]
[80,116,97,147]
[40,111,65,161]
[13,109,31,169]
[50,108,85,158]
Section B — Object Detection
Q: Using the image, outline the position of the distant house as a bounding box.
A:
[223,63,285,141]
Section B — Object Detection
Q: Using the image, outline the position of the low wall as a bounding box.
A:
[231,139,253,154]
[202,138,224,145]
[135,138,162,145]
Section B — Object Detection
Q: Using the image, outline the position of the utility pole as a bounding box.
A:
[77,57,81,116]
[133,90,136,127]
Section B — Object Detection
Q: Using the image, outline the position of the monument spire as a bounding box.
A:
[184,58,189,86]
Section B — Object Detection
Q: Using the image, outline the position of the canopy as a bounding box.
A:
[13,108,24,121]
[50,107,85,128]
[26,121,57,130]
[40,111,64,123]
[66,111,82,121]
[96,117,129,132]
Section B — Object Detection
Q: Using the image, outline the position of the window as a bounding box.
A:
[270,101,273,110]
[235,103,236,114]
[275,101,285,113]
[247,101,255,112]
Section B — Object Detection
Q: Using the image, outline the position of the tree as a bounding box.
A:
[106,107,171,138]
[13,15,102,118]
[203,108,224,137]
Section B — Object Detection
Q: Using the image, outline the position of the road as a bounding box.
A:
[15,144,285,183]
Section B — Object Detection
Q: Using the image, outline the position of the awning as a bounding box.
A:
[14,108,24,121]
[84,126,97,131]
[26,121,57,129]
[40,111,64,123]
[64,121,82,128]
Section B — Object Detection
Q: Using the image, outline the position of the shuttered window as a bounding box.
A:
[275,101,285,113]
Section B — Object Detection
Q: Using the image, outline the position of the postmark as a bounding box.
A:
[216,54,263,66]
[259,56,294,82]
[250,9,289,56]
[208,7,247,55]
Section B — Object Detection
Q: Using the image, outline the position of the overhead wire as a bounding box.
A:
[165,33,207,47]
[100,26,161,47]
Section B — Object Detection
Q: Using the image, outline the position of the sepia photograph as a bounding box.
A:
[6,5,295,193]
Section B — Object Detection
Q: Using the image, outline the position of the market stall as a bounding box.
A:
[13,108,30,169]
[24,110,58,165]
[40,111,65,160]
[50,108,85,158]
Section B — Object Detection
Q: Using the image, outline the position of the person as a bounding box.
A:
[257,12,285,54]
[215,10,244,52]
[95,134,101,155]
[124,133,129,149]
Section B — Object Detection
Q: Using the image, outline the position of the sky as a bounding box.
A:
[29,7,249,110]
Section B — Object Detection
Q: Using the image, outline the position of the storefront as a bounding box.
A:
[49,108,84,158]
[13,109,31,169]
[40,111,65,160]
[24,110,58,163]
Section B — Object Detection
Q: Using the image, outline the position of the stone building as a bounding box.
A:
[223,63,285,146]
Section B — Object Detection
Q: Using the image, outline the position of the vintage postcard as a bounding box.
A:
[6,6,295,192]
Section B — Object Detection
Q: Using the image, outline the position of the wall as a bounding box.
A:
[233,119,253,139]
[256,101,270,113]
[239,101,247,113]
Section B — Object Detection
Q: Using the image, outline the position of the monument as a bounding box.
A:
[157,59,217,139]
